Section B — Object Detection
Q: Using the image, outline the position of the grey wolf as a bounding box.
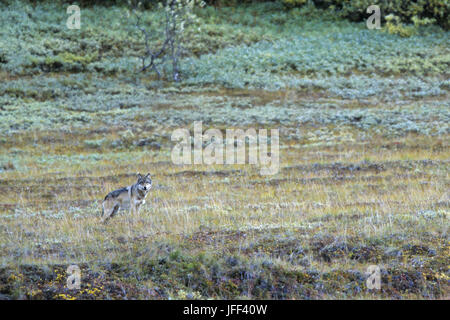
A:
[101,173,152,222]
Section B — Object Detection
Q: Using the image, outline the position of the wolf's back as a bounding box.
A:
[105,187,129,200]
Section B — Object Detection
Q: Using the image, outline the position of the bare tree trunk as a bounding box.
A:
[131,0,198,82]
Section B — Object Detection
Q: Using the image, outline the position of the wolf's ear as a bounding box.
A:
[145,173,151,178]
[137,172,142,179]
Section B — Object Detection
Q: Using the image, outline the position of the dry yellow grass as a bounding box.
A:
[0,126,448,299]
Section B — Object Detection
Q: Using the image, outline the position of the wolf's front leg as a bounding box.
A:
[130,204,137,216]
[135,203,142,215]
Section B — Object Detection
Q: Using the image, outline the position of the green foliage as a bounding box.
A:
[282,0,307,8]
[385,14,416,37]
[182,26,449,87]
[1,2,447,79]
[282,0,449,29]
[384,14,440,37]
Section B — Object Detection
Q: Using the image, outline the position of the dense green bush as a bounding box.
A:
[282,0,449,29]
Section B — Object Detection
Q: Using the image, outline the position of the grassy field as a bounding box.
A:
[0,2,448,299]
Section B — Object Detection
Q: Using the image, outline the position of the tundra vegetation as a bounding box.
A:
[0,1,448,299]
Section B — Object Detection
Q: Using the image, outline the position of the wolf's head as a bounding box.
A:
[136,173,152,192]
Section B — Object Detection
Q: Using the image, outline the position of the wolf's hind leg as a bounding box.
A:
[102,203,119,223]
[110,204,119,219]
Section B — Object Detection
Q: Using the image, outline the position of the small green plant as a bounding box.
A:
[411,16,436,28]
[282,0,308,8]
[384,14,415,37]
